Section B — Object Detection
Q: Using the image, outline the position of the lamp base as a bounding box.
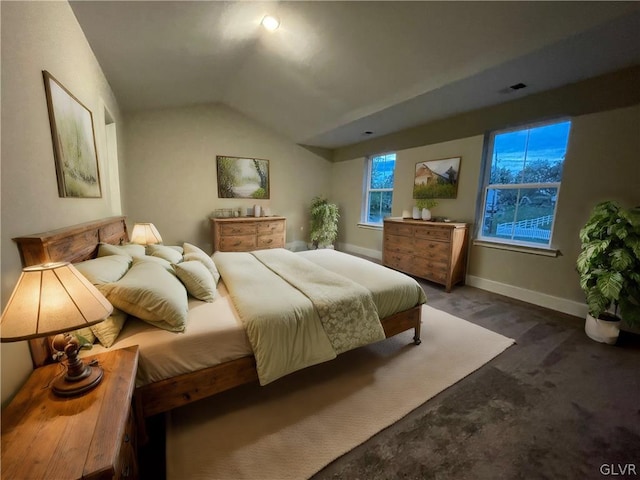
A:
[52,364,104,397]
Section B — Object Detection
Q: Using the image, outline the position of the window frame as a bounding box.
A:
[361,152,396,227]
[476,118,571,250]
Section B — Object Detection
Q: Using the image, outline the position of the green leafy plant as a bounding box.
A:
[415,199,438,210]
[310,196,339,248]
[576,200,640,326]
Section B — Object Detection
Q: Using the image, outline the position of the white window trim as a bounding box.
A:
[361,153,395,227]
[476,118,570,251]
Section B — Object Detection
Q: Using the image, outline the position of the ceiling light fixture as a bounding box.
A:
[261,15,280,32]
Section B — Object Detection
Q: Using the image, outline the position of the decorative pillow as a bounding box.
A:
[183,243,220,285]
[74,255,132,285]
[147,244,183,264]
[100,261,188,332]
[73,327,97,346]
[90,308,127,348]
[173,261,218,302]
[97,243,146,259]
[132,255,174,273]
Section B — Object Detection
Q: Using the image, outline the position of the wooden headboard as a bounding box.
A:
[12,216,128,367]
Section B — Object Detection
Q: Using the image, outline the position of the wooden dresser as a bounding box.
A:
[210,216,286,252]
[1,346,139,480]
[383,218,469,292]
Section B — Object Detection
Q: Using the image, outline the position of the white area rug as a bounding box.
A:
[166,305,515,480]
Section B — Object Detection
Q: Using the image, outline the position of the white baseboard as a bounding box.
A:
[337,245,587,318]
[286,240,309,252]
[466,275,588,318]
[337,243,383,261]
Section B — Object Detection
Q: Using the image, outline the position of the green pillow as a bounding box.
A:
[100,261,188,332]
[97,243,146,259]
[147,244,183,264]
[133,255,174,273]
[74,255,132,285]
[183,243,220,284]
[90,308,128,348]
[173,261,218,302]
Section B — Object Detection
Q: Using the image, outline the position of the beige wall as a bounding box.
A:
[331,103,640,316]
[123,104,333,252]
[0,1,124,405]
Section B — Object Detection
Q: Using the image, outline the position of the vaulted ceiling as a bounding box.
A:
[70,1,640,149]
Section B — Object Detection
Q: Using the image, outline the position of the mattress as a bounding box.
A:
[82,281,252,387]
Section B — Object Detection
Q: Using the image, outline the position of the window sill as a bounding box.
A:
[357,222,383,230]
[473,239,561,257]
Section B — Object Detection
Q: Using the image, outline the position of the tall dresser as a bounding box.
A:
[383,217,469,292]
[210,216,286,253]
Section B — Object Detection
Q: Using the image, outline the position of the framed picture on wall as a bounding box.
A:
[42,71,102,198]
[216,155,270,199]
[413,156,461,199]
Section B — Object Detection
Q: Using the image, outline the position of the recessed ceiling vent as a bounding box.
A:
[499,82,528,94]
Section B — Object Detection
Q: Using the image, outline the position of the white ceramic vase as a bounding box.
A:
[421,208,432,221]
[584,313,620,345]
[412,207,421,219]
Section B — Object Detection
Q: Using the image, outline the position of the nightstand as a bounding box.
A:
[1,345,139,479]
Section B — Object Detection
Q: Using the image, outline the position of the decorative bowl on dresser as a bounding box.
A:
[210,216,286,253]
[383,217,469,292]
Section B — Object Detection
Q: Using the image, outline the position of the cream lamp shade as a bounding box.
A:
[0,262,113,342]
[130,222,163,245]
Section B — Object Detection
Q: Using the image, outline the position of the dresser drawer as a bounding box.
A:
[258,221,285,235]
[414,227,451,242]
[384,234,414,254]
[257,233,284,249]
[414,237,449,257]
[413,256,450,276]
[220,223,257,236]
[384,251,414,272]
[385,222,414,237]
[220,235,257,251]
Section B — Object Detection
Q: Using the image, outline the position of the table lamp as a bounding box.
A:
[130,222,163,245]
[0,262,113,396]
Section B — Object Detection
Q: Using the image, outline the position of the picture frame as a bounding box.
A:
[413,156,461,199]
[216,155,270,199]
[42,71,102,198]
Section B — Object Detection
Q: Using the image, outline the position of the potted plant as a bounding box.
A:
[415,199,438,220]
[576,200,640,344]
[310,196,340,249]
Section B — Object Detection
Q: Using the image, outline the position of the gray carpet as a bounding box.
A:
[310,280,640,480]
[140,278,640,480]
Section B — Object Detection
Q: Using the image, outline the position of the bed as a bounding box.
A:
[13,216,426,439]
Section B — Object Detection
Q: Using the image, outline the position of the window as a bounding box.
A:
[478,119,571,248]
[362,152,396,225]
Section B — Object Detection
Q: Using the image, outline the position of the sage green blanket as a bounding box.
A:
[213,249,387,385]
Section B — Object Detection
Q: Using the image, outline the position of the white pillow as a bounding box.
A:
[183,243,220,284]
[100,261,188,332]
[173,261,218,302]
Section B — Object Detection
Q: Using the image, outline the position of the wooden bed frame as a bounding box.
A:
[13,216,422,437]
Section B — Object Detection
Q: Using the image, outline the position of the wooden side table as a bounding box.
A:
[1,346,139,480]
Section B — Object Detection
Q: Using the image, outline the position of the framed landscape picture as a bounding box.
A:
[413,156,461,199]
[216,155,270,199]
[43,71,101,198]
